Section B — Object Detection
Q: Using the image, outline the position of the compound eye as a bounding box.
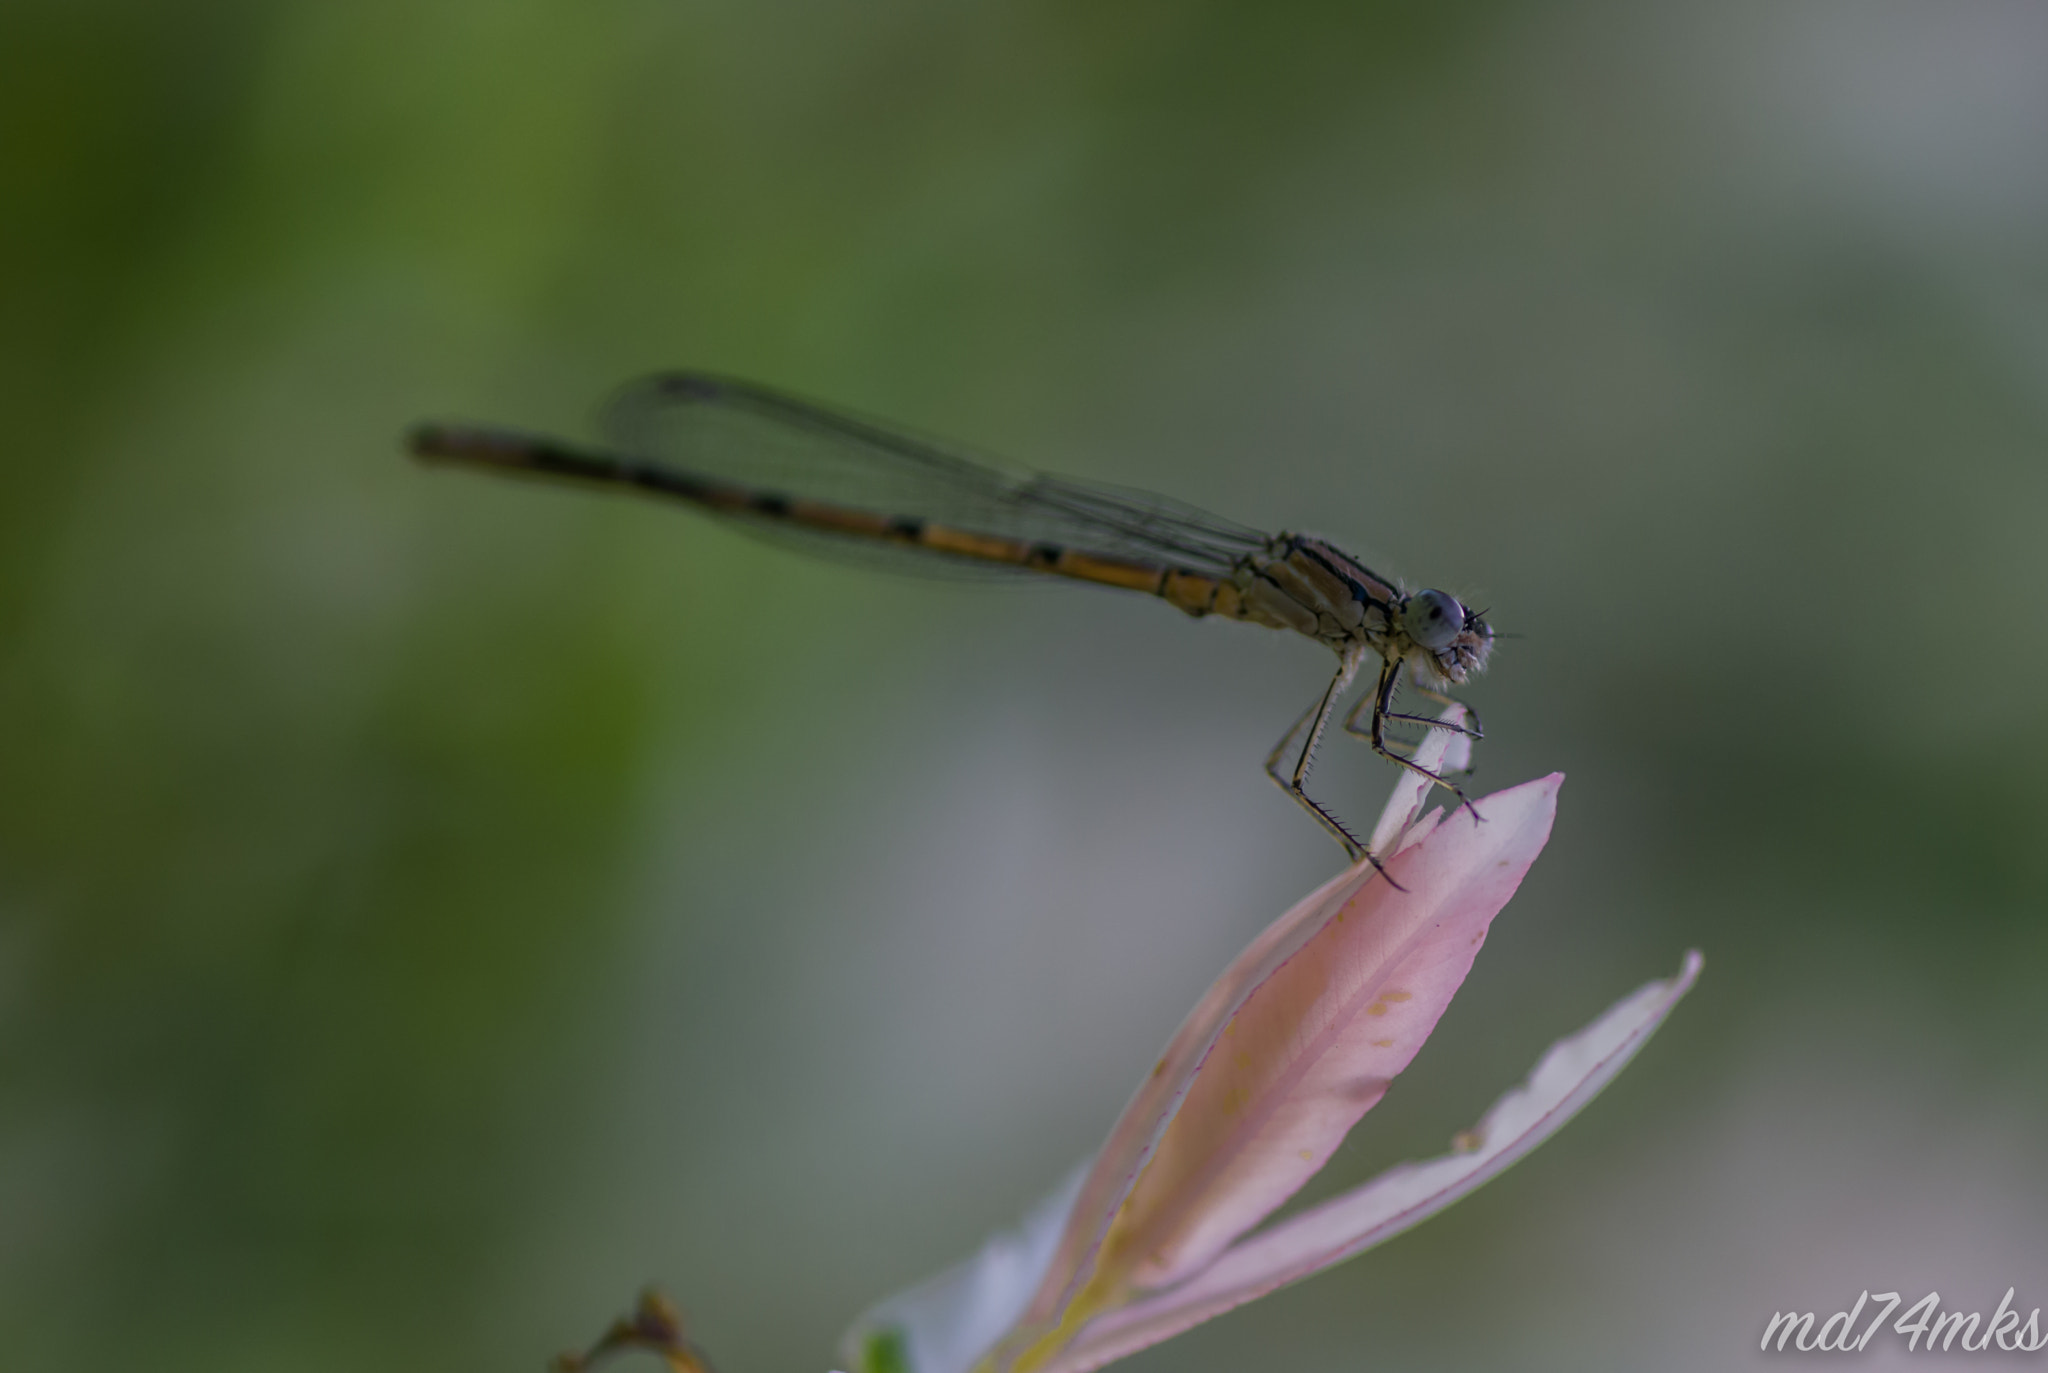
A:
[1402,589,1466,651]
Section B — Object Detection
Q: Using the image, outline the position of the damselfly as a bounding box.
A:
[409,373,1494,868]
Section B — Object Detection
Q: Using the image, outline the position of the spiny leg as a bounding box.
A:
[1363,683,1484,746]
[1372,706,1480,778]
[1262,695,1326,793]
[1383,677,1485,743]
[1265,664,1370,866]
[1343,661,1483,751]
[1370,710,1482,769]
[1261,656,1368,790]
[1264,648,1403,882]
[1344,656,1484,822]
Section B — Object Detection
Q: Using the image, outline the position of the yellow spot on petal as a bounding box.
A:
[1298,1149,1315,1161]
[1370,1038,1394,1048]
[1452,1130,1484,1153]
[1366,1002,1388,1017]
[1152,1058,1168,1078]
[1382,990,1412,1002]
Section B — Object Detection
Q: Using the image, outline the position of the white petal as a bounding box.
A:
[1365,704,1470,857]
[840,1164,1089,1373]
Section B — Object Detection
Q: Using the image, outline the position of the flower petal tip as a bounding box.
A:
[1673,947,1704,988]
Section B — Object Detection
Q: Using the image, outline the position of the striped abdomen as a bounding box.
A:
[408,423,1254,617]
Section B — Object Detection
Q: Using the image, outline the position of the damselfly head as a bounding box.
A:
[1400,589,1466,650]
[1402,590,1493,687]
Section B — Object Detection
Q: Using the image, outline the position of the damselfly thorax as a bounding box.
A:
[410,373,1494,871]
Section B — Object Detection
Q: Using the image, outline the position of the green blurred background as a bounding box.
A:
[5,1,2046,1369]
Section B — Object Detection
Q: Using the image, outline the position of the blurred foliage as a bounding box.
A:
[3,2,2046,1372]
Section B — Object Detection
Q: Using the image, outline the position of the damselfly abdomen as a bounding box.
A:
[410,373,1494,868]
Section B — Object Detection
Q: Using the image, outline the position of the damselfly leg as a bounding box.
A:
[1391,681,1485,744]
[1371,684,1484,770]
[1344,658,1484,822]
[1265,647,1391,876]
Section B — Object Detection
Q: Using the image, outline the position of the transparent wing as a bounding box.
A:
[688,511,1048,581]
[600,372,1271,577]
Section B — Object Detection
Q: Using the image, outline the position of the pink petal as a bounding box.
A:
[1041,951,1704,1373]
[1101,772,1561,1293]
[999,709,1479,1345]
